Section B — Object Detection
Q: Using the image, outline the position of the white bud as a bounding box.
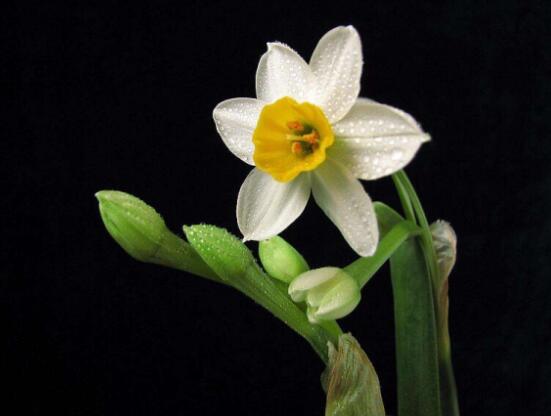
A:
[430,220,457,283]
[288,267,342,302]
[288,267,361,323]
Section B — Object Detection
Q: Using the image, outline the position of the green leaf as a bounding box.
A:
[390,235,441,416]
[323,334,386,416]
[343,200,442,416]
[184,224,338,363]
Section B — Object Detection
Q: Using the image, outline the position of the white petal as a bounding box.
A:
[256,42,316,103]
[213,98,265,165]
[309,26,363,123]
[315,277,361,320]
[237,168,311,241]
[288,267,341,302]
[330,98,430,180]
[312,159,378,256]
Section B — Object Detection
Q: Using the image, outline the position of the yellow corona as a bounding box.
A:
[253,97,335,182]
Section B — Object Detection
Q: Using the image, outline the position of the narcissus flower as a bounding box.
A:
[213,26,429,256]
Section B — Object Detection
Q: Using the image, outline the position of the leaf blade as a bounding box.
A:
[390,238,441,416]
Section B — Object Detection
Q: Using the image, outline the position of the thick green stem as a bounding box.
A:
[344,220,421,288]
[319,320,344,342]
[392,174,416,222]
[393,171,439,287]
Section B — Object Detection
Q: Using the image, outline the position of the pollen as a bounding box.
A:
[291,142,303,155]
[287,121,305,132]
[302,131,319,145]
[252,96,334,182]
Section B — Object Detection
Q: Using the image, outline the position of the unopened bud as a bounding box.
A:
[430,220,457,284]
[430,220,457,344]
[96,190,168,262]
[288,267,361,324]
[259,236,309,283]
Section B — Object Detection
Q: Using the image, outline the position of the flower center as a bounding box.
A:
[287,121,320,156]
[253,97,334,182]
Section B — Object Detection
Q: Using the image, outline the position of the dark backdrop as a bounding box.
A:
[4,1,550,415]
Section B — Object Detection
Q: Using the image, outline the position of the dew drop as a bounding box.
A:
[391,149,404,161]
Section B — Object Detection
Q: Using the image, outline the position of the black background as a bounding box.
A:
[4,1,550,415]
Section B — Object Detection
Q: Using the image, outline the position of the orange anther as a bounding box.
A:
[302,130,320,144]
[291,142,303,154]
[287,121,304,132]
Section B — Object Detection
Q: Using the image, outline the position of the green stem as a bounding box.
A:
[392,174,416,223]
[344,220,421,288]
[274,277,343,345]
[236,264,339,363]
[393,171,439,288]
[319,320,344,341]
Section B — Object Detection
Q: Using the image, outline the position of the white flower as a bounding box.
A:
[213,26,429,256]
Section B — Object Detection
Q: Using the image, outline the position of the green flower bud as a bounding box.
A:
[258,236,309,283]
[96,190,167,262]
[96,190,218,282]
[288,267,361,324]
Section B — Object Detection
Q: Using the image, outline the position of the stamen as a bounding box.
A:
[302,131,319,145]
[291,142,303,155]
[286,120,304,133]
[287,123,321,157]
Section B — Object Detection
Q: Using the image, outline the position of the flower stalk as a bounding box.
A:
[344,218,421,288]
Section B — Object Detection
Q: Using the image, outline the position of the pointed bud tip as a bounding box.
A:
[95,190,110,200]
[95,190,143,205]
[95,190,116,206]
